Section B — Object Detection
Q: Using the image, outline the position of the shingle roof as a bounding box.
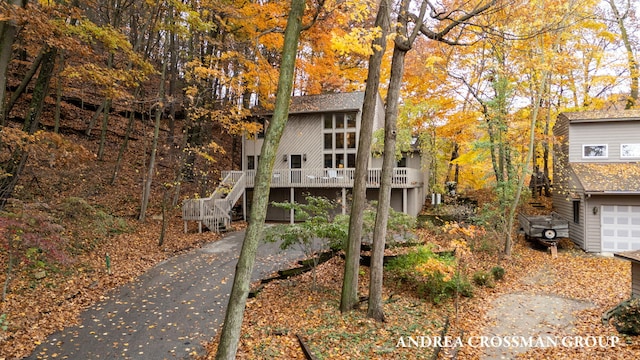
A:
[288,92,365,114]
[561,110,640,123]
[571,162,640,193]
[255,92,366,115]
[614,250,640,263]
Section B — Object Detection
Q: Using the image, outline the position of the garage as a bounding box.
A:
[601,205,640,252]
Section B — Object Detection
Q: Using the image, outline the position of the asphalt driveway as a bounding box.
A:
[26,229,310,359]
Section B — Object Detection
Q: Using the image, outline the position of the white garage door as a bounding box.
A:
[601,205,640,252]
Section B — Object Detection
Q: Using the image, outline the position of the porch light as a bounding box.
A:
[303,154,307,161]
[283,155,287,162]
[593,206,598,215]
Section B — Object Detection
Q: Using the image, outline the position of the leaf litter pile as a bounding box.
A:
[201,230,640,359]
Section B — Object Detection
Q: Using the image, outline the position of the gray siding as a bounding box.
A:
[633,263,640,297]
[584,195,640,252]
[373,95,385,131]
[552,192,585,249]
[277,114,324,169]
[569,122,640,162]
[243,114,328,170]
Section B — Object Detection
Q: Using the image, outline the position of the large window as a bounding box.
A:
[582,144,607,158]
[621,144,640,158]
[323,112,357,168]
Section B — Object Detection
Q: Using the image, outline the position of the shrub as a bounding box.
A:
[611,298,640,335]
[387,246,472,304]
[0,314,8,331]
[418,272,473,304]
[491,266,505,281]
[472,271,494,287]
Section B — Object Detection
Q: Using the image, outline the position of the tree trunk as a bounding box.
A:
[98,53,114,160]
[368,0,426,321]
[0,0,25,126]
[53,52,66,133]
[340,0,389,313]
[607,0,638,108]
[367,0,416,320]
[24,47,57,133]
[505,41,549,256]
[0,47,56,208]
[97,99,112,160]
[3,50,45,123]
[139,46,167,221]
[85,101,105,136]
[111,89,140,184]
[215,0,305,358]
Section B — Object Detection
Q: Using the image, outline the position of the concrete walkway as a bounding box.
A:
[27,230,310,360]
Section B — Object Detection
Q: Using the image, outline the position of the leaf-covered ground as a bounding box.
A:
[200,231,640,359]
[1,86,237,359]
[0,216,223,359]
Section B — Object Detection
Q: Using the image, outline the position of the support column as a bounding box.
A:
[290,187,295,224]
[342,188,347,215]
[243,188,247,221]
[403,188,408,214]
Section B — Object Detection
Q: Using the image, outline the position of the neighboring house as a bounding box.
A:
[183,92,428,231]
[552,110,640,253]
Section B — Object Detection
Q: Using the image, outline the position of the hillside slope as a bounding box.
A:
[0,90,240,358]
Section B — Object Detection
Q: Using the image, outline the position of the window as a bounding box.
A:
[573,200,580,224]
[621,144,640,158]
[324,116,332,129]
[335,114,345,128]
[347,153,356,168]
[247,156,255,170]
[346,132,356,148]
[346,113,356,128]
[397,156,407,168]
[323,112,357,168]
[256,118,266,139]
[582,144,607,158]
[324,133,332,149]
[324,154,333,168]
[335,133,344,149]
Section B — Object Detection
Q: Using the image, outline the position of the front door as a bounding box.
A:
[290,154,302,183]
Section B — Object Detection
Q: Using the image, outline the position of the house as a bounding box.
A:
[183,92,428,231]
[552,110,640,253]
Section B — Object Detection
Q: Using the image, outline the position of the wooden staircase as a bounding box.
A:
[182,171,245,233]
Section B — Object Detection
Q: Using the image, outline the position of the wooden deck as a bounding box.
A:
[228,168,424,189]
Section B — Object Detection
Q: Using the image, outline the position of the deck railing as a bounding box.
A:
[182,171,245,232]
[224,168,423,189]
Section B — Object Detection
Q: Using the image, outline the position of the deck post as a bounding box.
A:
[290,187,295,224]
[403,188,408,214]
[243,190,247,221]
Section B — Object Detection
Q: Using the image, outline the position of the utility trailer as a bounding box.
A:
[518,212,569,257]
